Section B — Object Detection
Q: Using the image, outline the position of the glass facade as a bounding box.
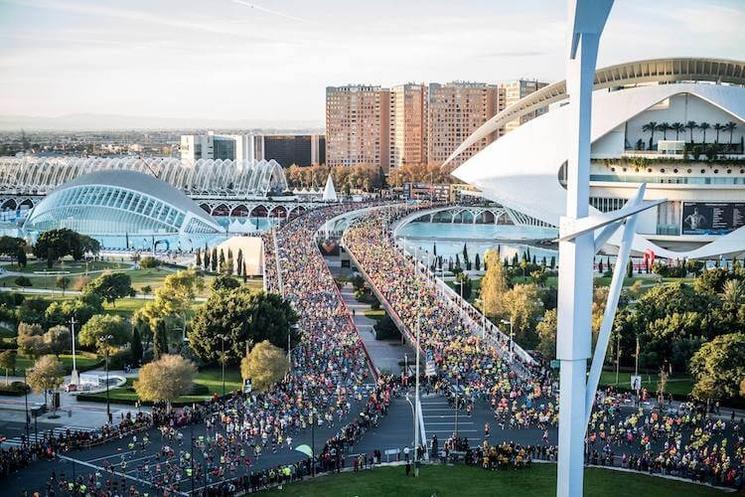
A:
[25,183,221,236]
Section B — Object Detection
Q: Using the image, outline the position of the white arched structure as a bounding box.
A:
[452,60,745,260]
[0,157,288,199]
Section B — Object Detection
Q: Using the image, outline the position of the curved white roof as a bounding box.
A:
[25,169,224,235]
[0,157,288,198]
[452,82,745,259]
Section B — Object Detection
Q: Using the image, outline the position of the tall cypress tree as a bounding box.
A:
[130,326,143,365]
[153,320,169,359]
[211,247,218,272]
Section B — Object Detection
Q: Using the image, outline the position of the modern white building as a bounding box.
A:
[451,58,745,259]
[180,132,257,162]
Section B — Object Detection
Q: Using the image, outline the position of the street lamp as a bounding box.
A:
[98,334,114,423]
[500,318,514,359]
[70,316,79,386]
[216,334,227,396]
[23,367,29,439]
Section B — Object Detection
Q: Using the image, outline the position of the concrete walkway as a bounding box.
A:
[0,368,147,428]
[339,283,413,375]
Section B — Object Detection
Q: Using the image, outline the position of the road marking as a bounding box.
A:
[58,454,189,497]
[86,450,137,463]
[426,422,474,426]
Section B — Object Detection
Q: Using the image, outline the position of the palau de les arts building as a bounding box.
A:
[452,57,745,260]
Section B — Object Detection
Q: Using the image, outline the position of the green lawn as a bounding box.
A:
[256,463,726,497]
[78,366,243,404]
[4,260,131,275]
[599,370,694,397]
[14,352,100,374]
[364,309,385,321]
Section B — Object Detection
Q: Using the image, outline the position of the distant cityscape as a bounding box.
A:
[0,78,548,172]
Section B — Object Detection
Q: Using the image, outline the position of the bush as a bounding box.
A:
[14,276,32,287]
[374,314,401,340]
[0,381,30,396]
[139,257,161,269]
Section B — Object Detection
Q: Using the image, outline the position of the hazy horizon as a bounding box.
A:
[1,0,743,129]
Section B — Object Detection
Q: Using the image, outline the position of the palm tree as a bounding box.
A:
[722,280,744,308]
[699,122,711,143]
[685,121,697,143]
[713,123,724,144]
[642,121,658,149]
[656,122,671,140]
[670,122,685,140]
[724,121,738,144]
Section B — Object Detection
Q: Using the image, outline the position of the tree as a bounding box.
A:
[699,122,710,143]
[0,350,17,383]
[44,325,71,358]
[455,273,472,300]
[0,236,27,267]
[84,272,134,306]
[474,253,481,271]
[27,355,64,407]
[502,283,544,342]
[210,247,218,272]
[141,285,153,299]
[33,228,97,268]
[17,322,47,358]
[656,122,670,140]
[189,287,298,365]
[78,314,130,353]
[713,123,724,144]
[642,121,658,149]
[195,249,202,268]
[725,121,738,144]
[536,308,558,360]
[670,122,685,140]
[212,274,240,292]
[45,294,103,328]
[153,319,169,359]
[240,340,289,392]
[685,121,697,143]
[134,269,203,342]
[130,326,143,366]
[15,276,32,288]
[134,354,196,406]
[480,250,508,317]
[690,333,745,402]
[56,276,71,295]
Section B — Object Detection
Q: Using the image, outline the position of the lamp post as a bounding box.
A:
[98,334,114,423]
[70,316,79,386]
[414,314,421,477]
[23,368,29,439]
[500,318,514,359]
[217,334,227,396]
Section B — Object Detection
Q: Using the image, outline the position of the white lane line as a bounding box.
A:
[58,454,189,497]
[85,450,137,463]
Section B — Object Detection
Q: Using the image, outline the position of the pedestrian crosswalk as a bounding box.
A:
[1,424,98,447]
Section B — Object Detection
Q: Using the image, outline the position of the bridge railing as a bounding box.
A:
[391,235,537,372]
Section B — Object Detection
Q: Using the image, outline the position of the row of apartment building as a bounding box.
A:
[326,80,548,170]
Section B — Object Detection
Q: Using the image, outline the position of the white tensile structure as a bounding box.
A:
[448,57,745,260]
[322,174,338,202]
[0,157,289,199]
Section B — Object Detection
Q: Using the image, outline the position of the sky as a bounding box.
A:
[0,0,743,127]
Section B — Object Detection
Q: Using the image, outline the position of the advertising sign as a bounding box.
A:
[681,202,745,235]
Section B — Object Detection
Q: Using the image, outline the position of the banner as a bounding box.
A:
[681,202,745,235]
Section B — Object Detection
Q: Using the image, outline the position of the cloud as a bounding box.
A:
[232,0,311,24]
[479,50,546,58]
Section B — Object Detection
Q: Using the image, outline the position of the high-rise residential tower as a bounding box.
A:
[427,82,505,167]
[325,85,390,169]
[502,79,550,132]
[389,83,428,169]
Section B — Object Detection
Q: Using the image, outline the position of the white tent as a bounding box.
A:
[322,174,338,202]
